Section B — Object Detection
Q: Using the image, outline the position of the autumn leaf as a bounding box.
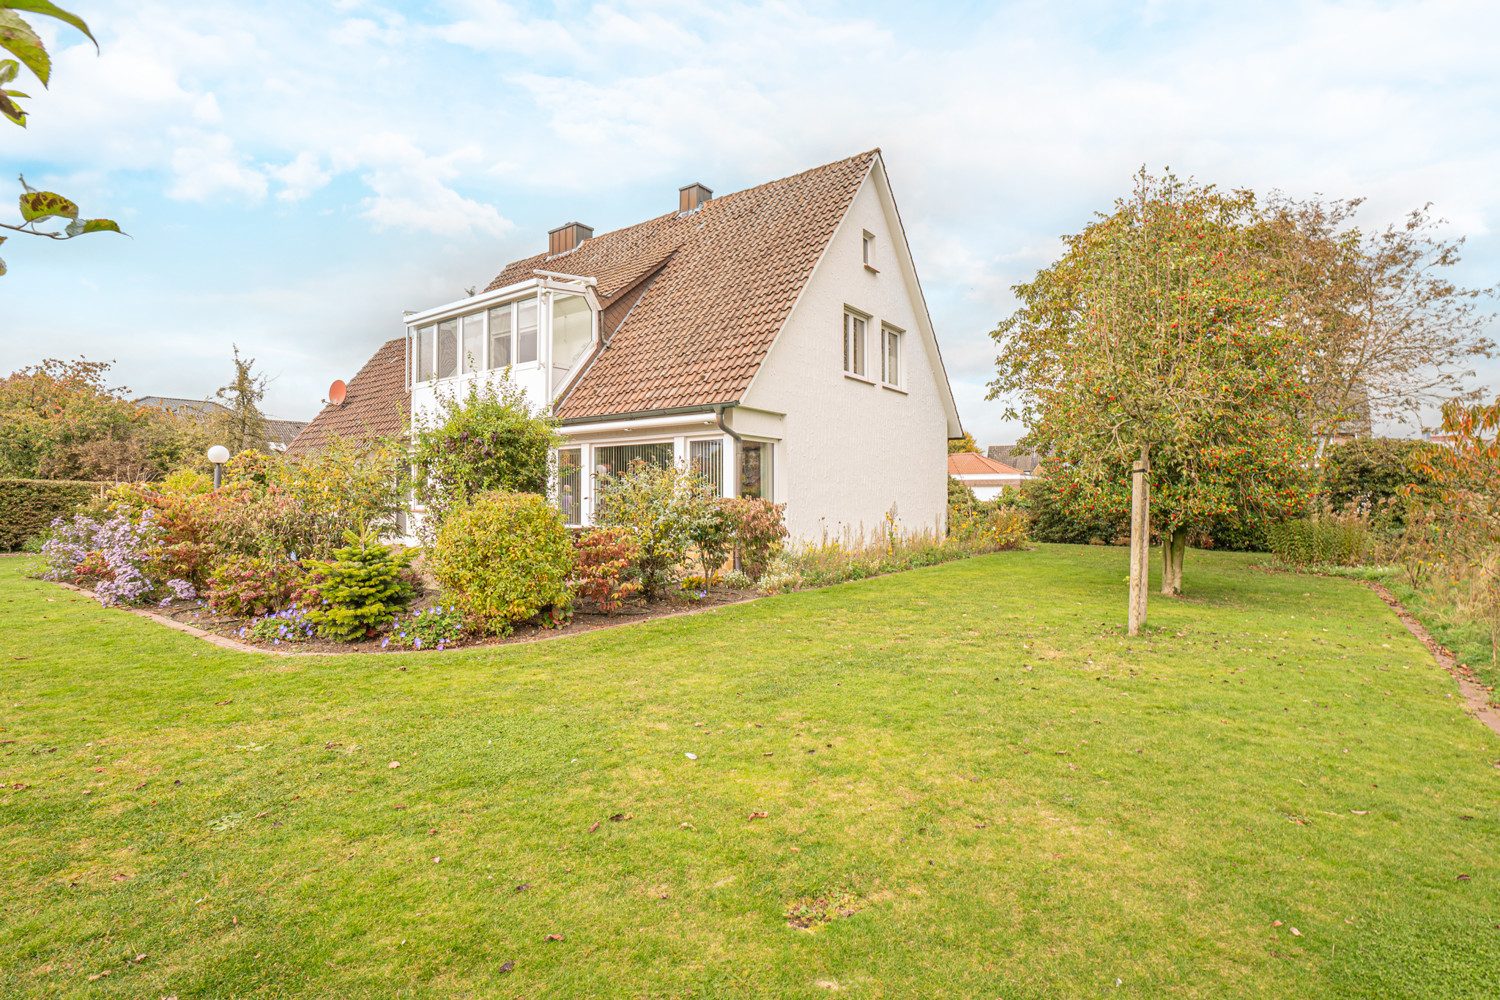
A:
[18,187,76,222]
[748,811,769,821]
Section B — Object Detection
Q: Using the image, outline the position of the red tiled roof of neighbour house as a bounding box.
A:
[948,452,1028,477]
[485,150,880,421]
[283,338,410,458]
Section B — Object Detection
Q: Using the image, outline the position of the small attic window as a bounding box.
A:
[862,231,876,271]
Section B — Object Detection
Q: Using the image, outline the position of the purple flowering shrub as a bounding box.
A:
[238,603,317,644]
[41,512,159,606]
[383,605,466,650]
[40,511,207,608]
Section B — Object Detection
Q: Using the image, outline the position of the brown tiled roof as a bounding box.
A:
[485,150,879,420]
[284,338,409,457]
[949,452,1027,477]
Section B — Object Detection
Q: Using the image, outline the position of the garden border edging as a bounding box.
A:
[48,580,765,657]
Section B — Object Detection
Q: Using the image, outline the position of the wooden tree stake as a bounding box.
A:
[1128,445,1150,635]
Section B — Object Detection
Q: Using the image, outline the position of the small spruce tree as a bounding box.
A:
[301,530,416,642]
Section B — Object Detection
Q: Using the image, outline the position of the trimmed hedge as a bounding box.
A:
[0,479,110,550]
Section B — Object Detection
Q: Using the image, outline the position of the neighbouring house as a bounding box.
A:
[986,444,1042,476]
[397,149,964,542]
[282,339,411,458]
[135,396,307,452]
[948,451,1032,501]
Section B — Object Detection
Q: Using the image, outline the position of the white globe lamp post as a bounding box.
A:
[207,445,231,489]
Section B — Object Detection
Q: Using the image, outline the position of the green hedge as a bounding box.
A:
[0,479,109,551]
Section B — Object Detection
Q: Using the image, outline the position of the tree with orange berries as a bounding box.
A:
[990,171,1312,627]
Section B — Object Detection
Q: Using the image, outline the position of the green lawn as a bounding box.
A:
[2,545,1498,998]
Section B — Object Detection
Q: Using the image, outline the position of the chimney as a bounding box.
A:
[679,182,713,213]
[548,221,593,255]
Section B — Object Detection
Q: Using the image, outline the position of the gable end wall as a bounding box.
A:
[741,172,949,542]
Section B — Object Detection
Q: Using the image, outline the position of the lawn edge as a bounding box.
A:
[44,579,766,658]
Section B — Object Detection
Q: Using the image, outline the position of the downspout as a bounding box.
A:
[715,402,743,469]
[716,403,744,570]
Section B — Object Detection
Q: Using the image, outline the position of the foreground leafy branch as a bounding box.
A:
[1,2,121,275]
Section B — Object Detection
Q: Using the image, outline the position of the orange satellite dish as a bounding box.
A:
[329,379,347,406]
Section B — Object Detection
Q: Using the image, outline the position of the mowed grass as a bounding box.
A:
[2,545,1499,999]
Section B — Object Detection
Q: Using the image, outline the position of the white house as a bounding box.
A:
[389,150,963,542]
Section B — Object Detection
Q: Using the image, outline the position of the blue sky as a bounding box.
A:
[4,0,1498,445]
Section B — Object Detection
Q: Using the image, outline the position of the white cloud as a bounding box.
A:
[354,133,513,237]
[272,151,333,202]
[168,130,268,201]
[7,0,1500,445]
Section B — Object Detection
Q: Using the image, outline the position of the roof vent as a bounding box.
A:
[679,182,713,213]
[548,221,593,255]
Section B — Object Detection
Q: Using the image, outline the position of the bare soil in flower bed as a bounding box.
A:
[148,586,762,654]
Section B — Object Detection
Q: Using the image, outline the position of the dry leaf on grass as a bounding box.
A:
[545,933,564,941]
[389,761,401,769]
[748,811,769,821]
[498,960,515,973]
[588,821,600,833]
[86,970,110,981]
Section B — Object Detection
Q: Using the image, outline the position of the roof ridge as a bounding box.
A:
[495,149,880,277]
[701,148,879,206]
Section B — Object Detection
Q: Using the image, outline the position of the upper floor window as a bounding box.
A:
[436,319,459,379]
[881,324,903,387]
[862,231,876,269]
[843,309,867,377]
[413,295,541,384]
[461,313,484,373]
[517,298,539,365]
[488,304,512,368]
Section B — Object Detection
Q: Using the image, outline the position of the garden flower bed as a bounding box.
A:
[134,584,761,655]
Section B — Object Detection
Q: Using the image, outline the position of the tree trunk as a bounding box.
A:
[1128,444,1150,635]
[1161,526,1187,595]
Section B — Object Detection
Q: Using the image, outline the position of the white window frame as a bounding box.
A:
[862,230,877,271]
[688,437,726,497]
[843,308,871,381]
[408,293,543,385]
[460,311,486,375]
[880,323,904,390]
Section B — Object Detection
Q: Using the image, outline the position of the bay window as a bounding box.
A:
[739,441,771,500]
[594,442,673,477]
[689,439,724,496]
[557,448,582,526]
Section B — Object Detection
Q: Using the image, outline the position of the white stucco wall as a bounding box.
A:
[740,165,955,545]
